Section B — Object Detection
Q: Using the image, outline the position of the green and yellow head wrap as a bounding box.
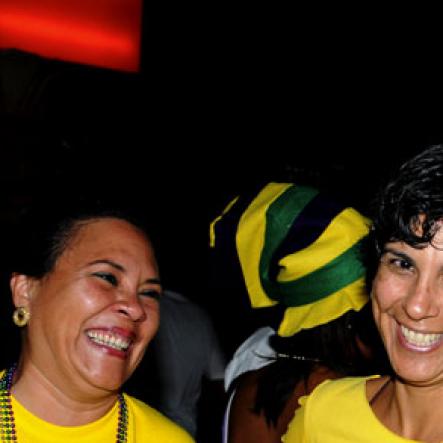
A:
[210,182,370,337]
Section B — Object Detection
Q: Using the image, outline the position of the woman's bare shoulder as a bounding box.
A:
[365,375,386,402]
[228,368,282,443]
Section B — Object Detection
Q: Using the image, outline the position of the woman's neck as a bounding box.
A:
[10,361,118,426]
[370,376,443,443]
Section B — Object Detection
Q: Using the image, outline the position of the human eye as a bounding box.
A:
[139,288,161,300]
[92,272,118,286]
[381,253,414,274]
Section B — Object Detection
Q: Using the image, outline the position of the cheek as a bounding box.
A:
[372,270,406,313]
[140,302,160,341]
[31,285,77,322]
[148,309,160,334]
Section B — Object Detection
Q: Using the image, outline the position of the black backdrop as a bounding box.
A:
[2,0,443,352]
[1,33,443,330]
[2,9,443,442]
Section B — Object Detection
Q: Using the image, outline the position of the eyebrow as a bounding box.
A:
[88,259,125,271]
[144,277,162,286]
[87,259,162,286]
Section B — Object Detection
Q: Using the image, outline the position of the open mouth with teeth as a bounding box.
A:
[86,329,133,358]
[400,324,443,349]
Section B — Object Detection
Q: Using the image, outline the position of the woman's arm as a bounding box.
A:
[227,371,283,443]
[227,369,305,443]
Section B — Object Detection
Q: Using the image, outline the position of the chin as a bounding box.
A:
[394,362,443,386]
[79,360,131,392]
[89,372,127,392]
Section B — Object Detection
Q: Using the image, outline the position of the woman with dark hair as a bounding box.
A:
[0,197,194,442]
[210,182,388,443]
[284,144,443,442]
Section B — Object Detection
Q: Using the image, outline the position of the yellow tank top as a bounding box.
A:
[283,376,421,443]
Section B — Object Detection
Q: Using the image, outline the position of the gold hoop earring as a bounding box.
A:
[13,307,30,327]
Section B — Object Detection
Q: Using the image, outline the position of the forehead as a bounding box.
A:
[62,218,155,264]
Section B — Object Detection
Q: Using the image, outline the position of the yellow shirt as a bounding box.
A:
[6,393,194,442]
[283,376,421,443]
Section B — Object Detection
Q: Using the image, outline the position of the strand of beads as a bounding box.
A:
[0,365,17,441]
[116,393,128,443]
[0,365,128,443]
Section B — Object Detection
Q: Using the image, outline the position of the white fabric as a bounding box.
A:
[224,326,276,392]
[222,389,236,443]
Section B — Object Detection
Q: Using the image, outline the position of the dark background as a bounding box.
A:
[2,3,443,347]
[1,7,443,441]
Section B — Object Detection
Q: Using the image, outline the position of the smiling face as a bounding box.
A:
[372,225,443,386]
[12,218,161,398]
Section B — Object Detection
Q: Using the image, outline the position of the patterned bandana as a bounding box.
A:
[210,182,370,337]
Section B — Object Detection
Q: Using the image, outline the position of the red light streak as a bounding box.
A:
[0,5,141,72]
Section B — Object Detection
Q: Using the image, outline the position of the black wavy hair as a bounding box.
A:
[365,144,443,285]
[252,303,389,427]
[374,144,443,250]
[6,194,153,279]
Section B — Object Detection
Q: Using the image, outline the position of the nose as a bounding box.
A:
[113,290,146,322]
[403,277,440,321]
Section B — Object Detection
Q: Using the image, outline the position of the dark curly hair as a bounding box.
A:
[365,143,443,292]
[373,144,443,250]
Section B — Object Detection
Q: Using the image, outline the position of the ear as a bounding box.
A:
[10,273,39,309]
